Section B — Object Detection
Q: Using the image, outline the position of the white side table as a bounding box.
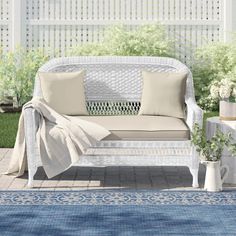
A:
[206,117,236,184]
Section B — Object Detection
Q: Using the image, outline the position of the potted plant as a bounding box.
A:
[210,74,236,120]
[191,124,236,192]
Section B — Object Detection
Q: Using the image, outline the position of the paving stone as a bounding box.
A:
[32,168,47,188]
[72,180,89,188]
[90,167,105,176]
[0,149,10,161]
[75,167,91,177]
[136,183,152,189]
[88,180,101,187]
[149,170,164,177]
[8,175,28,190]
[104,177,121,187]
[56,167,77,189]
[1,148,236,190]
[105,166,120,175]
[0,150,12,173]
[70,187,88,190]
[120,175,135,182]
[40,174,62,189]
[120,182,136,188]
[0,175,15,189]
[90,176,105,182]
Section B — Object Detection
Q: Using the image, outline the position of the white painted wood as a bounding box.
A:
[127,0,131,20]
[49,0,55,54]
[232,0,236,32]
[208,0,213,21]
[104,0,110,20]
[39,0,44,50]
[0,0,231,65]
[0,20,8,25]
[159,0,164,21]
[169,0,175,21]
[202,0,207,20]
[180,0,185,20]
[136,0,141,20]
[28,19,222,26]
[44,0,49,52]
[11,0,25,49]
[120,0,126,20]
[165,0,170,20]
[185,0,191,21]
[61,0,66,20]
[191,0,197,20]
[223,0,233,42]
[142,0,148,20]
[152,0,158,20]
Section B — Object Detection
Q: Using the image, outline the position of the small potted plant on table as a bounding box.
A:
[191,124,236,192]
[210,75,236,120]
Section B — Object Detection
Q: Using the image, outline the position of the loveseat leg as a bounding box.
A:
[189,168,199,188]
[27,167,37,188]
[27,170,34,188]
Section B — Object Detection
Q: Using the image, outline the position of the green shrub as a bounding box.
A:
[70,24,173,57]
[0,47,48,107]
[193,40,236,111]
[70,43,108,56]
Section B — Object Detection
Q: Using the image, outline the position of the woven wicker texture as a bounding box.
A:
[35,57,193,115]
[25,56,203,188]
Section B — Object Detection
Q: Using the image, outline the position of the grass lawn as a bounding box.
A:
[0,111,219,148]
[0,113,21,148]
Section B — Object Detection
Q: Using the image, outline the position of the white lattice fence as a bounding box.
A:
[0,0,11,52]
[2,0,234,65]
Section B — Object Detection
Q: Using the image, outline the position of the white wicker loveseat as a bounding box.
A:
[24,56,203,188]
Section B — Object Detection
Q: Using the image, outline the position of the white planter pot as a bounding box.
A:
[220,101,236,121]
[204,161,229,192]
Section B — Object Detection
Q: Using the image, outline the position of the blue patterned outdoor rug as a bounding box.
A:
[0,190,236,236]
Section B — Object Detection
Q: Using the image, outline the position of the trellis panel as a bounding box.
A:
[0,0,10,52]
[1,0,226,65]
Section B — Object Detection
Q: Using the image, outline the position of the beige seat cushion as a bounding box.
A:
[76,115,190,141]
[139,71,187,119]
[39,71,88,115]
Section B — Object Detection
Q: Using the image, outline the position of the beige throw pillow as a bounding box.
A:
[39,71,88,115]
[139,71,187,118]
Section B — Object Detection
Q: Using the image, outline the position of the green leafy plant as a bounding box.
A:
[70,24,173,57]
[191,124,236,162]
[0,47,48,108]
[193,40,236,111]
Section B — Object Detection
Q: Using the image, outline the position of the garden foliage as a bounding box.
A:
[0,25,235,112]
[0,48,48,107]
[70,24,173,57]
[191,124,236,161]
[193,40,236,111]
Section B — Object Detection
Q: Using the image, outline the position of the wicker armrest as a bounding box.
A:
[186,99,203,131]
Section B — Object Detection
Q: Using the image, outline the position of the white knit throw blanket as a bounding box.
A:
[6,97,110,178]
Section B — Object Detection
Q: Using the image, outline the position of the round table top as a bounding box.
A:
[206,116,221,123]
[207,116,236,131]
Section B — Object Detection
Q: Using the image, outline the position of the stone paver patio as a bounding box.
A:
[0,148,235,191]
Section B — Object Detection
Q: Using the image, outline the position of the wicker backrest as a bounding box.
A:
[35,56,194,115]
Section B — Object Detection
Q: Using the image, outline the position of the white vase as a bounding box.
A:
[204,161,229,192]
[220,101,236,121]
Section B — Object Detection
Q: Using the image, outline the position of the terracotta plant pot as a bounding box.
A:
[220,101,236,121]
